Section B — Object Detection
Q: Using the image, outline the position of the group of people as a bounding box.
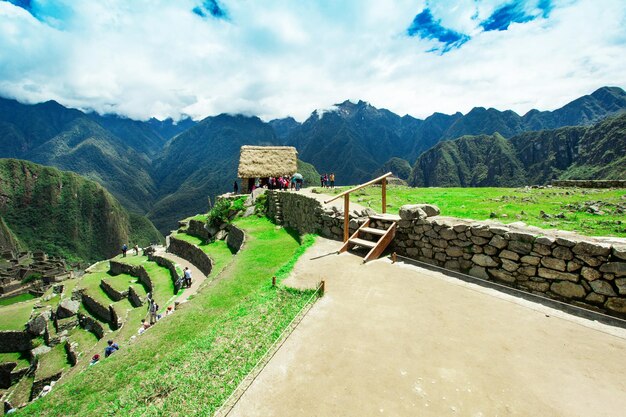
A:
[175,267,192,290]
[121,243,140,257]
[320,173,335,189]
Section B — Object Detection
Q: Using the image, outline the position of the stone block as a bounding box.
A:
[589,280,616,296]
[532,243,552,256]
[538,268,578,282]
[444,260,460,271]
[567,261,582,272]
[523,281,549,292]
[580,266,601,281]
[508,231,536,243]
[471,254,498,267]
[615,278,626,295]
[27,314,47,336]
[575,254,603,267]
[499,250,520,261]
[489,226,509,235]
[552,246,574,260]
[488,269,515,283]
[468,266,488,279]
[613,245,626,261]
[488,235,507,249]
[471,227,493,239]
[453,224,468,233]
[520,255,540,266]
[550,281,586,299]
[555,237,576,248]
[585,293,605,305]
[470,236,489,245]
[501,259,519,272]
[445,246,464,257]
[518,266,537,277]
[431,239,448,249]
[572,241,611,257]
[599,262,626,277]
[508,241,532,255]
[56,299,80,319]
[540,257,566,272]
[399,205,427,220]
[398,220,412,229]
[484,245,498,255]
[535,236,555,246]
[434,252,446,262]
[406,248,419,257]
[439,228,456,240]
[605,298,626,314]
[421,248,433,258]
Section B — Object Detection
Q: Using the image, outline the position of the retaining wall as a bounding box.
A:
[149,254,180,285]
[109,260,153,293]
[267,190,626,318]
[80,293,111,323]
[78,314,104,340]
[0,331,31,353]
[168,236,213,276]
[187,219,211,240]
[226,224,245,253]
[551,180,626,188]
[99,279,127,302]
[128,286,144,308]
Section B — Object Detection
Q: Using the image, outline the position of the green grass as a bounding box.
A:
[0,352,31,369]
[19,217,319,416]
[35,343,70,381]
[0,299,37,331]
[0,293,35,306]
[78,270,116,308]
[320,185,626,237]
[5,375,34,408]
[102,274,138,294]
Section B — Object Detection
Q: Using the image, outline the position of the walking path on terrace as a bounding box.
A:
[227,237,626,417]
[153,246,207,304]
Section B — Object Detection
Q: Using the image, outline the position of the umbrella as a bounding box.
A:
[291,173,303,180]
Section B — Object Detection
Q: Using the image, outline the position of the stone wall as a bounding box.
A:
[392,211,626,318]
[226,224,245,253]
[128,286,144,308]
[0,331,31,353]
[149,254,179,286]
[168,236,213,276]
[65,341,78,366]
[187,219,210,240]
[80,293,111,323]
[551,180,626,188]
[109,260,153,293]
[99,279,127,302]
[78,314,104,340]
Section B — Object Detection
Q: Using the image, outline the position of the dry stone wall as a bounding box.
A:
[0,331,31,353]
[267,190,626,318]
[551,180,626,188]
[226,225,245,253]
[78,313,104,339]
[168,236,213,276]
[80,293,111,323]
[149,254,179,285]
[109,260,154,293]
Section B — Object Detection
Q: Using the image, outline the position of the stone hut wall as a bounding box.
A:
[168,236,213,276]
[109,260,153,293]
[226,225,245,253]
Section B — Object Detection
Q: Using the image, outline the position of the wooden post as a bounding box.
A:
[320,280,325,295]
[381,177,387,214]
[272,276,276,287]
[343,194,350,242]
[392,252,397,263]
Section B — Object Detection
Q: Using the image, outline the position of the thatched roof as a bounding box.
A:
[238,146,298,178]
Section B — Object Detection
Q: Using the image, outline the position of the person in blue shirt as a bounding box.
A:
[104,340,119,357]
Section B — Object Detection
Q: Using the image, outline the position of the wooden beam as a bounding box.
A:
[324,172,393,204]
[381,177,387,214]
[343,194,350,242]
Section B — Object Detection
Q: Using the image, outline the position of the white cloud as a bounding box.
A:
[0,0,625,122]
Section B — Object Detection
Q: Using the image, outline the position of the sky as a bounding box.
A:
[0,0,625,122]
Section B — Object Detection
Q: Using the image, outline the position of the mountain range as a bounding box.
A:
[0,86,624,235]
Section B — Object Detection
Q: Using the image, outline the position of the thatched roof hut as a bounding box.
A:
[237,146,298,178]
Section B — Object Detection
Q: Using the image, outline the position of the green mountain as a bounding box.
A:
[409,113,626,187]
[375,157,412,180]
[0,159,163,263]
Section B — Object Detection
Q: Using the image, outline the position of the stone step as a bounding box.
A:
[349,238,377,249]
[360,227,386,236]
[369,214,401,222]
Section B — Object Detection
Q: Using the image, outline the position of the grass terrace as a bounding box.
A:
[321,185,626,237]
[172,233,234,278]
[5,375,34,408]
[0,293,36,307]
[0,352,31,369]
[112,255,178,307]
[0,299,37,331]
[20,217,319,416]
[34,344,70,381]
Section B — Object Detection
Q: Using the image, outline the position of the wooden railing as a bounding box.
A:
[324,172,392,242]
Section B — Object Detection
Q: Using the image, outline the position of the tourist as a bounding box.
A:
[233,180,238,194]
[122,243,128,257]
[330,173,335,189]
[183,267,192,288]
[89,354,100,366]
[104,340,119,357]
[165,305,174,316]
[133,244,139,256]
[138,319,151,335]
[149,300,159,325]
[324,174,329,188]
[320,174,324,188]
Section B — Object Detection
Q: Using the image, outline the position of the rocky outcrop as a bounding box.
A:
[226,224,245,253]
[168,236,212,276]
[55,299,80,319]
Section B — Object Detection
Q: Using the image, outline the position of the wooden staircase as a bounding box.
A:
[339,214,399,263]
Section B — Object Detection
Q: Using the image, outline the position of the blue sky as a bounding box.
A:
[0,0,625,121]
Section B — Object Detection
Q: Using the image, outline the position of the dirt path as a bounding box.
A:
[153,247,207,305]
[227,237,626,417]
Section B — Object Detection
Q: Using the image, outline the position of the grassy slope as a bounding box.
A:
[322,185,626,237]
[0,299,37,331]
[171,233,233,278]
[19,217,318,416]
[0,293,35,307]
[112,255,178,308]
[0,352,30,369]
